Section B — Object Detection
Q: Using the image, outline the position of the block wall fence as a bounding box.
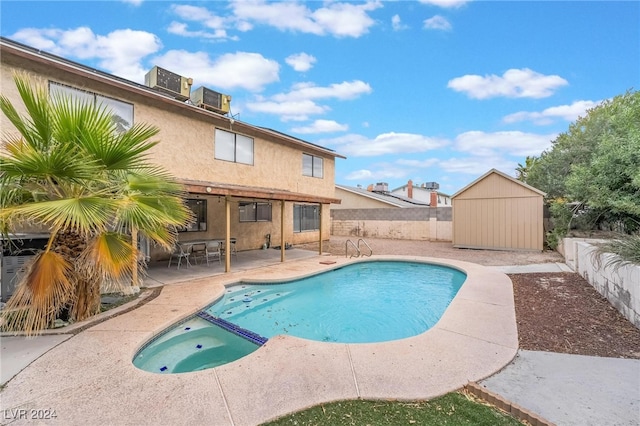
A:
[561,238,640,329]
[330,207,452,241]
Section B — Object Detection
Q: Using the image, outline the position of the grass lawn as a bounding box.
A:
[263,392,522,425]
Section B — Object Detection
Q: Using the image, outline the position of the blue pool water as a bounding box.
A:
[133,260,466,373]
[208,261,465,343]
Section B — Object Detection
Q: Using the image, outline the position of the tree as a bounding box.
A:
[565,91,640,222]
[0,73,193,334]
[515,156,538,182]
[525,89,640,239]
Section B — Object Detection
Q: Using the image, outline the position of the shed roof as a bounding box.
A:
[452,168,546,199]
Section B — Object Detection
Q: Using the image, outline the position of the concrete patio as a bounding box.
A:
[0,249,518,425]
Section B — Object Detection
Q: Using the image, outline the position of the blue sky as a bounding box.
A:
[2,1,638,194]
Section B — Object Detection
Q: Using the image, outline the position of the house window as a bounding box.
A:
[180,199,207,232]
[293,204,319,232]
[302,154,323,178]
[239,202,272,222]
[49,82,133,133]
[215,128,254,165]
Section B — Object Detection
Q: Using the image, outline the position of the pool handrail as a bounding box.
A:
[345,239,359,258]
[357,239,372,257]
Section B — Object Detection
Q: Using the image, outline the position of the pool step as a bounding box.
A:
[196,311,268,346]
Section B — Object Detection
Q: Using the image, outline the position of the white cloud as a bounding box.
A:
[169,5,232,40]
[291,119,348,134]
[448,68,568,99]
[285,53,317,72]
[419,0,471,8]
[230,0,382,38]
[424,15,452,31]
[274,80,373,102]
[246,99,328,121]
[167,22,231,40]
[454,130,556,157]
[247,80,370,121]
[121,0,143,6]
[345,163,410,182]
[11,27,162,81]
[391,15,408,31]
[396,158,439,168]
[503,100,601,125]
[322,132,449,157]
[346,169,374,181]
[154,50,279,92]
[440,157,518,175]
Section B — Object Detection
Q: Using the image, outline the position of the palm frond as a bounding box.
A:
[79,232,135,285]
[96,123,160,170]
[4,197,117,235]
[0,73,53,150]
[595,234,640,269]
[1,251,74,335]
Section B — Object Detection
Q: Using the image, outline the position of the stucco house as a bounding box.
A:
[391,180,452,207]
[332,183,451,241]
[0,37,344,270]
[334,183,430,210]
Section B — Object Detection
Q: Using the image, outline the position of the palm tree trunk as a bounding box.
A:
[51,229,101,322]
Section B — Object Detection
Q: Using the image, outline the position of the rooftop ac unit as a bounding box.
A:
[144,66,191,101]
[191,86,231,115]
[423,182,440,190]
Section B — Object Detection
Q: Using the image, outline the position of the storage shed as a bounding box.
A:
[452,169,546,251]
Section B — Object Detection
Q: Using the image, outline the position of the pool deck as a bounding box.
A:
[0,253,518,425]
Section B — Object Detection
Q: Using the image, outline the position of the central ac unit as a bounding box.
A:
[144,66,191,101]
[191,86,231,114]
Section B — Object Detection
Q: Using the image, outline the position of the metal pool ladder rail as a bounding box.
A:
[345,239,373,258]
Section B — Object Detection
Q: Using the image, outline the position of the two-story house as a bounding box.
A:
[0,37,344,271]
[391,180,451,207]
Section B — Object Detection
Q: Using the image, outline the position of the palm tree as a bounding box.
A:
[0,73,193,334]
[515,156,538,182]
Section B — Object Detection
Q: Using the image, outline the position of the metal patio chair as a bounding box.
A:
[168,244,191,269]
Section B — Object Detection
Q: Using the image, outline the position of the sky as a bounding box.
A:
[1,1,638,195]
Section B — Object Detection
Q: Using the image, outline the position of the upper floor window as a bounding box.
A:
[49,82,133,133]
[239,202,272,222]
[302,153,323,178]
[215,128,254,165]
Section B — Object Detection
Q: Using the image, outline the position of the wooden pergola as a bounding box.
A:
[181,180,341,272]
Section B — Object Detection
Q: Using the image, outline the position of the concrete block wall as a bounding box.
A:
[330,207,452,241]
[564,238,640,329]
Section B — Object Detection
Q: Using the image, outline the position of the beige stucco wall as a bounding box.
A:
[2,48,335,251]
[453,173,544,251]
[150,197,330,260]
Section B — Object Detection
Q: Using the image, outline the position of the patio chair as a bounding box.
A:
[190,242,207,265]
[168,244,191,269]
[205,241,222,265]
[221,239,237,258]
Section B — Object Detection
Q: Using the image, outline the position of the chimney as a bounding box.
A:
[430,191,438,207]
[407,180,413,199]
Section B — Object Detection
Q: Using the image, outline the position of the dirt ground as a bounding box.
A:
[298,236,640,359]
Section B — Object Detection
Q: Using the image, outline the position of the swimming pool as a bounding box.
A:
[133,260,466,373]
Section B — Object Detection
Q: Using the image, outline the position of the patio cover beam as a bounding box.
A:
[181,181,341,205]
